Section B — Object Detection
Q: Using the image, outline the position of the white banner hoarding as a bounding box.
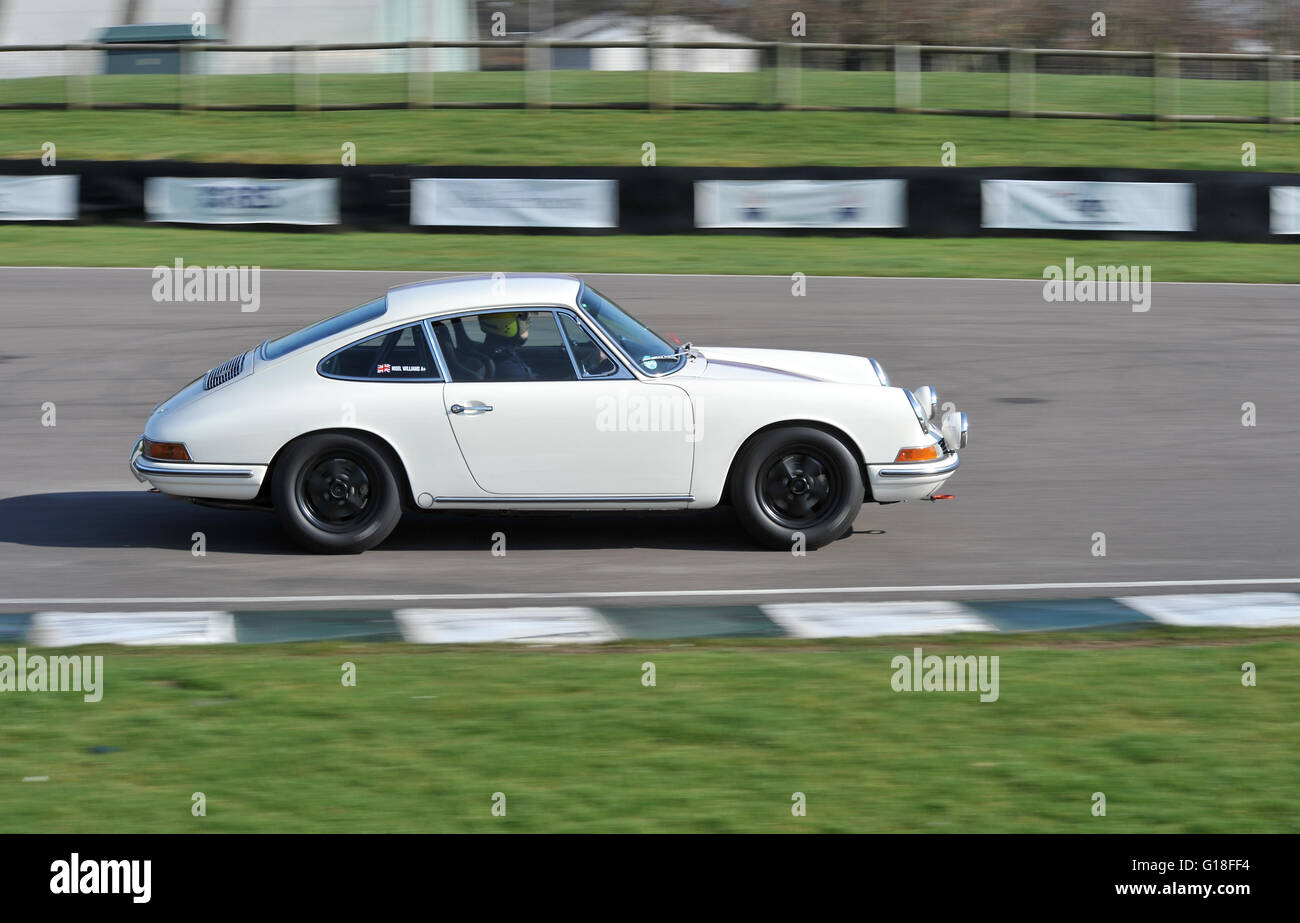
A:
[981,180,1195,232]
[694,179,907,228]
[1269,186,1300,235]
[145,177,340,225]
[411,178,618,228]
[0,175,78,221]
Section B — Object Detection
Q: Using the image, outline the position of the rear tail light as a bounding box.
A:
[144,439,191,461]
[893,444,942,463]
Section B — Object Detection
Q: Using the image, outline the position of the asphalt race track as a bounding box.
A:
[1,267,1297,612]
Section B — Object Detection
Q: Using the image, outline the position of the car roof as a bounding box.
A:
[384,273,583,322]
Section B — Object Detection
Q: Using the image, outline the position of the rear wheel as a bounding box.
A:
[730,426,865,550]
[272,433,402,553]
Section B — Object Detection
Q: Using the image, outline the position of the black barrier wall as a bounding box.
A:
[0,161,1294,241]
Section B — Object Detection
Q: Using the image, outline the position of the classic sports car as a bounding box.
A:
[130,274,967,553]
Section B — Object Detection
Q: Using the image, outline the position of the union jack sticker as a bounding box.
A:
[377,363,391,374]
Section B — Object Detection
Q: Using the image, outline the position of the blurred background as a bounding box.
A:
[0,2,1298,836]
[1,1,1297,114]
[3,0,1297,49]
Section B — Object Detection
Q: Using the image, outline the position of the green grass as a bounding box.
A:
[1,628,1296,832]
[2,106,1298,171]
[3,225,1299,281]
[0,69,1287,116]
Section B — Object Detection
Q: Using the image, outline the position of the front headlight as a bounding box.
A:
[941,411,968,450]
[913,385,938,421]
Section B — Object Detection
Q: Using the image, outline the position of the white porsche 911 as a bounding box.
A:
[130,274,967,553]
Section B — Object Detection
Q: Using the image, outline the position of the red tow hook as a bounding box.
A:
[925,494,955,502]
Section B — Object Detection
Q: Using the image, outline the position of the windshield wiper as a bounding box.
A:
[642,342,691,363]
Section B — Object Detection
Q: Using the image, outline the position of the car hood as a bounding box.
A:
[688,346,882,384]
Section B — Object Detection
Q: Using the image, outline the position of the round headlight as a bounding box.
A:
[913,385,938,420]
[941,410,968,450]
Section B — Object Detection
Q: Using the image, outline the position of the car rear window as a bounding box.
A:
[263,297,387,361]
[319,323,440,380]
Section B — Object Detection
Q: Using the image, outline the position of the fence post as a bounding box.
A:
[1154,50,1177,126]
[408,41,434,109]
[645,39,674,110]
[526,39,549,109]
[180,42,204,111]
[645,39,673,111]
[294,43,320,112]
[660,42,674,110]
[895,43,919,111]
[531,0,554,109]
[1269,54,1292,130]
[67,44,92,110]
[1010,47,1034,117]
[777,41,800,108]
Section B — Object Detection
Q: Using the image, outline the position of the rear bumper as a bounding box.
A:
[867,452,960,501]
[130,436,266,501]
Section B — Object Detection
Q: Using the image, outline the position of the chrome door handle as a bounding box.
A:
[450,403,493,414]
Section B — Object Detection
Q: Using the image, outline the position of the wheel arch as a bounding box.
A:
[719,419,871,506]
[259,427,417,510]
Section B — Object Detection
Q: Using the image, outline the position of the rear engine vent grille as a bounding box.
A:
[203,353,246,390]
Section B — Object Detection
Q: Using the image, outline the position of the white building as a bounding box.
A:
[535,15,759,73]
[0,0,478,76]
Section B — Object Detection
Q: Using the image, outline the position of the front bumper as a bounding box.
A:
[129,436,266,501]
[867,452,960,502]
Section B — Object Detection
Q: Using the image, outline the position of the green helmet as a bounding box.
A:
[480,312,529,339]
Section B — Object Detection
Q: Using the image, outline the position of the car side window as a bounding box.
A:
[431,311,578,382]
[319,323,440,380]
[559,314,621,378]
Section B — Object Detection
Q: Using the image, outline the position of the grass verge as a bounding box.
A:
[0,70,1293,117]
[1,225,1298,281]
[1,627,1295,833]
[1,107,1297,170]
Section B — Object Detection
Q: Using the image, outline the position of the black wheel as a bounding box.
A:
[272,433,402,553]
[729,426,865,550]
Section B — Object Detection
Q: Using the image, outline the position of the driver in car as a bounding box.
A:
[480,312,537,380]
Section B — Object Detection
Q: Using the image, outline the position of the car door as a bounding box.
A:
[434,309,695,497]
[315,320,472,499]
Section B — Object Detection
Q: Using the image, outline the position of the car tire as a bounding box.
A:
[730,426,865,550]
[272,433,402,554]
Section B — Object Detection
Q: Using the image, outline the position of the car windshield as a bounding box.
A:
[262,297,387,361]
[577,284,684,375]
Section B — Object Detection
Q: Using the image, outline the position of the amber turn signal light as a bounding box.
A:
[893,444,941,463]
[144,439,191,461]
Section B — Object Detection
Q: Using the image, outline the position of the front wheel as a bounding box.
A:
[730,426,865,550]
[272,433,402,553]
